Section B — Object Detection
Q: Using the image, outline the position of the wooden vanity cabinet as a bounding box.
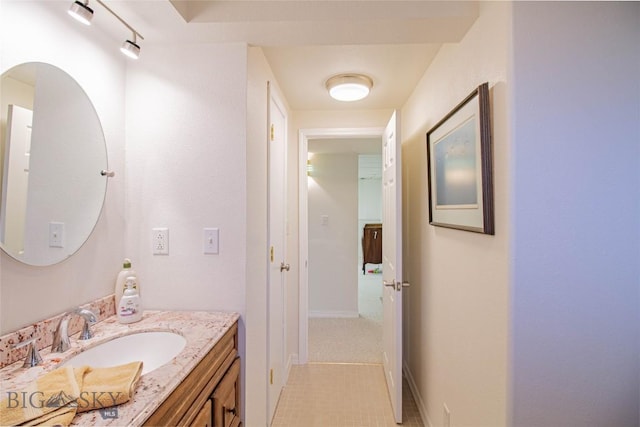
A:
[144,322,241,427]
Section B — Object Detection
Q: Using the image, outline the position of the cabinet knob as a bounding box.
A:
[225,406,236,415]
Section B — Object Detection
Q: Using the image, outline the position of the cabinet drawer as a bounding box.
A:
[212,357,241,427]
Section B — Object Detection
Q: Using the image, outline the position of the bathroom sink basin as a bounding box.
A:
[62,331,186,375]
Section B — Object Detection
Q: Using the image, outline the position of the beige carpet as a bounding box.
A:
[308,271,383,363]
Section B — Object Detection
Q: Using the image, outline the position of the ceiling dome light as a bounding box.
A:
[326,74,373,102]
[68,1,93,25]
[120,37,140,59]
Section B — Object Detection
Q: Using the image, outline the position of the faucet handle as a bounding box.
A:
[14,338,43,368]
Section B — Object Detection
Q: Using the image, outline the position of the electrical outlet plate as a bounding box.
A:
[152,227,169,255]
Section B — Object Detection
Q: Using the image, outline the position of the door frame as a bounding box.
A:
[297,126,385,363]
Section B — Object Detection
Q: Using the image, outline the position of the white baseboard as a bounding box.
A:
[285,354,298,383]
[309,310,359,318]
[403,361,433,427]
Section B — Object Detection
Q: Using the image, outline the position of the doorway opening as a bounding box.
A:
[357,153,384,332]
[298,127,384,365]
[290,112,410,424]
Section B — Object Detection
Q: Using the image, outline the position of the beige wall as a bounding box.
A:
[308,152,359,317]
[125,42,247,317]
[293,109,393,130]
[125,39,251,417]
[509,2,639,425]
[400,2,511,426]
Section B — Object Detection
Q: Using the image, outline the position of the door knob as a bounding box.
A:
[280,262,290,272]
[383,280,396,288]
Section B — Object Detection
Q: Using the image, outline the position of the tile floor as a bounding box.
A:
[308,271,383,364]
[277,268,424,426]
[271,363,424,427]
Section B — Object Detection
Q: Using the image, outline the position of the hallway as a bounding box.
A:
[308,270,383,363]
[274,270,424,426]
[271,363,424,426]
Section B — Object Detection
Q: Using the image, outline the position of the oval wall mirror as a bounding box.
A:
[0,62,108,266]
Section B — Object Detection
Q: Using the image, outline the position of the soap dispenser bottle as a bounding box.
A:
[115,258,137,300]
[117,276,142,324]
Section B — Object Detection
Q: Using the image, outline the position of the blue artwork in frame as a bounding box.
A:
[434,117,478,207]
[426,82,494,234]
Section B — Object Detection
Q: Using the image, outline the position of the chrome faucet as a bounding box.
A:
[51,308,97,353]
[14,337,43,368]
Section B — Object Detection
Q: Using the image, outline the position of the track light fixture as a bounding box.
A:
[68,0,144,59]
[121,33,141,59]
[68,1,93,25]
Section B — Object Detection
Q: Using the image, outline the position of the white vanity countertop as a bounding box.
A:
[0,310,240,426]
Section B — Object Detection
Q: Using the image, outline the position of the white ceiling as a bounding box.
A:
[103,1,479,111]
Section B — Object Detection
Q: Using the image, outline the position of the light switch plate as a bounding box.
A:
[203,228,219,254]
[49,222,64,248]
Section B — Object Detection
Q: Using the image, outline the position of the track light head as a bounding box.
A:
[68,1,93,25]
[120,39,140,59]
[68,0,144,59]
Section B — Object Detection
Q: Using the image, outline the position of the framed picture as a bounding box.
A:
[426,82,494,235]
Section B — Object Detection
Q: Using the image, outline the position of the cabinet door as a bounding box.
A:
[363,224,383,265]
[191,400,212,427]
[213,358,241,427]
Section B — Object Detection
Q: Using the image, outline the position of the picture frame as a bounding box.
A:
[426,82,494,235]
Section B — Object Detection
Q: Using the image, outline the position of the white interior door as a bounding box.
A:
[1,104,32,253]
[382,110,404,423]
[267,86,287,423]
